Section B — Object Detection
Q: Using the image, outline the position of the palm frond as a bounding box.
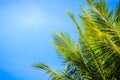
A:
[34,0,120,80]
[33,63,64,80]
[52,32,93,79]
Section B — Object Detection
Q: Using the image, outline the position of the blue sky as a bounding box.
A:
[0,0,119,80]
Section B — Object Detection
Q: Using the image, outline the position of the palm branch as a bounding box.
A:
[33,0,120,80]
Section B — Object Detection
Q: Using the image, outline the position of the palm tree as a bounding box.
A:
[33,0,120,80]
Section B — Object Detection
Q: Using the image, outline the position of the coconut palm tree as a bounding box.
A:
[33,0,120,80]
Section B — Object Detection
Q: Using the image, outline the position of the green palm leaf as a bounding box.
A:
[33,0,120,80]
[33,63,64,80]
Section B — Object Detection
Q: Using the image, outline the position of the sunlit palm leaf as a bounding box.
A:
[33,63,64,80]
[33,0,120,80]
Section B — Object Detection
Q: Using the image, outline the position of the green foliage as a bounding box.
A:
[33,0,120,80]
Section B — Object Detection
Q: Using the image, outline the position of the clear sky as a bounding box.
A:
[0,0,119,80]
